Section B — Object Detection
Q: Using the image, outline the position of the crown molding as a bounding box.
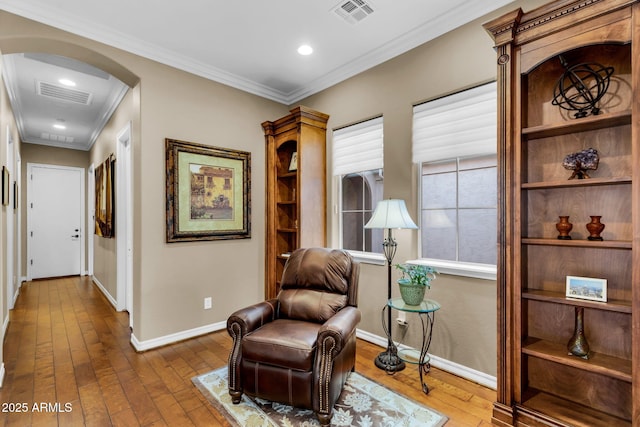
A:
[0,0,513,105]
[280,0,515,104]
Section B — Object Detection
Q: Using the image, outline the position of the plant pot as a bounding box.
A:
[398,279,425,305]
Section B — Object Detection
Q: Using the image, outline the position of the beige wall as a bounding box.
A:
[0,11,287,345]
[297,0,549,376]
[133,62,286,340]
[89,88,137,301]
[0,54,21,375]
[0,0,551,380]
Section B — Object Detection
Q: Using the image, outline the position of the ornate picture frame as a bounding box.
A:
[166,138,251,242]
[95,155,115,238]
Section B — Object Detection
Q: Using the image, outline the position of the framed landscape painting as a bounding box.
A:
[165,138,251,242]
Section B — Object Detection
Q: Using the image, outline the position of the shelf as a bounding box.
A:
[522,238,632,249]
[277,200,296,205]
[277,172,297,179]
[276,228,297,233]
[522,110,631,139]
[519,390,631,427]
[522,176,631,189]
[522,289,631,313]
[522,338,632,382]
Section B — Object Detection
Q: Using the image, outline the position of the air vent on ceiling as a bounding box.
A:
[40,132,74,143]
[37,81,92,105]
[333,0,374,24]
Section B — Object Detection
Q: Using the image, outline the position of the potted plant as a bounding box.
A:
[394,263,438,305]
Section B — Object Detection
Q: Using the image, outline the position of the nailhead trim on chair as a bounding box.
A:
[318,336,336,414]
[228,322,242,391]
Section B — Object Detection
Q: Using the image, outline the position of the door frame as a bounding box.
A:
[116,122,133,325]
[6,126,15,308]
[87,163,95,277]
[26,163,85,281]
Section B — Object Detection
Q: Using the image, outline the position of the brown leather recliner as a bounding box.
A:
[227,247,360,426]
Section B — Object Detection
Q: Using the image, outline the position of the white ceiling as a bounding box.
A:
[0,0,515,151]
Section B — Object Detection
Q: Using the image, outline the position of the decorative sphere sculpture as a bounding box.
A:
[552,56,614,119]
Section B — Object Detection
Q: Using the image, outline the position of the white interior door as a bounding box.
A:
[28,163,84,279]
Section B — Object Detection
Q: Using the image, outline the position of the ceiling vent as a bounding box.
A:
[40,132,74,143]
[37,81,92,105]
[333,0,374,24]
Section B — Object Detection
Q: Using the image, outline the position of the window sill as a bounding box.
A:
[345,251,386,266]
[406,259,496,281]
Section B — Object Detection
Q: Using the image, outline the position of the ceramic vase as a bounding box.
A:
[556,216,573,240]
[586,215,604,241]
[567,306,589,359]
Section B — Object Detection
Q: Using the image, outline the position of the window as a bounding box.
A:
[420,155,496,264]
[412,82,497,277]
[333,117,384,254]
[341,169,383,252]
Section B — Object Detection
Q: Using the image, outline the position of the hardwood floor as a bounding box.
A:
[0,276,496,426]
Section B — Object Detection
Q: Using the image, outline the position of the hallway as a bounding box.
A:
[0,277,229,426]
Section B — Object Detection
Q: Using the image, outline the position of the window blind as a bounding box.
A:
[412,82,497,164]
[332,116,383,176]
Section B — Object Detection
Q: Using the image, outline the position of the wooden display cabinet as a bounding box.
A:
[484,1,639,426]
[262,106,329,299]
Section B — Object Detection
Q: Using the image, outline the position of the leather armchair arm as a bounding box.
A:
[226,298,277,402]
[227,299,277,336]
[317,306,361,356]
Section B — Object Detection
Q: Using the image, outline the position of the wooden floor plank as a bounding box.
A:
[0,276,496,426]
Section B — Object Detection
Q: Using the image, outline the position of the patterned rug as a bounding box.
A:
[192,367,448,426]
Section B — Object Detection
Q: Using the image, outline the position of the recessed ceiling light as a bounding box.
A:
[297,45,313,56]
[58,78,76,87]
[53,124,66,130]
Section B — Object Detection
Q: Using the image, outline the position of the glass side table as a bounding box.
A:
[384,298,440,394]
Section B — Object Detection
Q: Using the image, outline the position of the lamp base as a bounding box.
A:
[374,349,406,372]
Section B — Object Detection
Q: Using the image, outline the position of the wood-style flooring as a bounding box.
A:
[0,276,496,426]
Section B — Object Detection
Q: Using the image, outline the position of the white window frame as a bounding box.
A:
[333,117,386,264]
[411,82,498,280]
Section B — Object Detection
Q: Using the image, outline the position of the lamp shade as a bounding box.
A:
[364,199,418,230]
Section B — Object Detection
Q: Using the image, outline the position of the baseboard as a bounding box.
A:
[11,287,19,307]
[2,315,9,341]
[91,275,117,309]
[124,320,496,389]
[355,328,497,390]
[131,321,227,352]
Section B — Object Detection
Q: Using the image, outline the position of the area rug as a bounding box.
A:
[192,367,448,426]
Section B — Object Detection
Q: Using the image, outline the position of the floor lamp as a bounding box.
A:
[365,199,418,372]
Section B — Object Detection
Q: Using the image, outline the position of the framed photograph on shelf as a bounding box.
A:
[166,138,251,242]
[566,275,607,302]
[288,151,298,171]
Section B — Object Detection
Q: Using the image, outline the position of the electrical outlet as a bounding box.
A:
[204,297,212,309]
[396,311,408,326]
